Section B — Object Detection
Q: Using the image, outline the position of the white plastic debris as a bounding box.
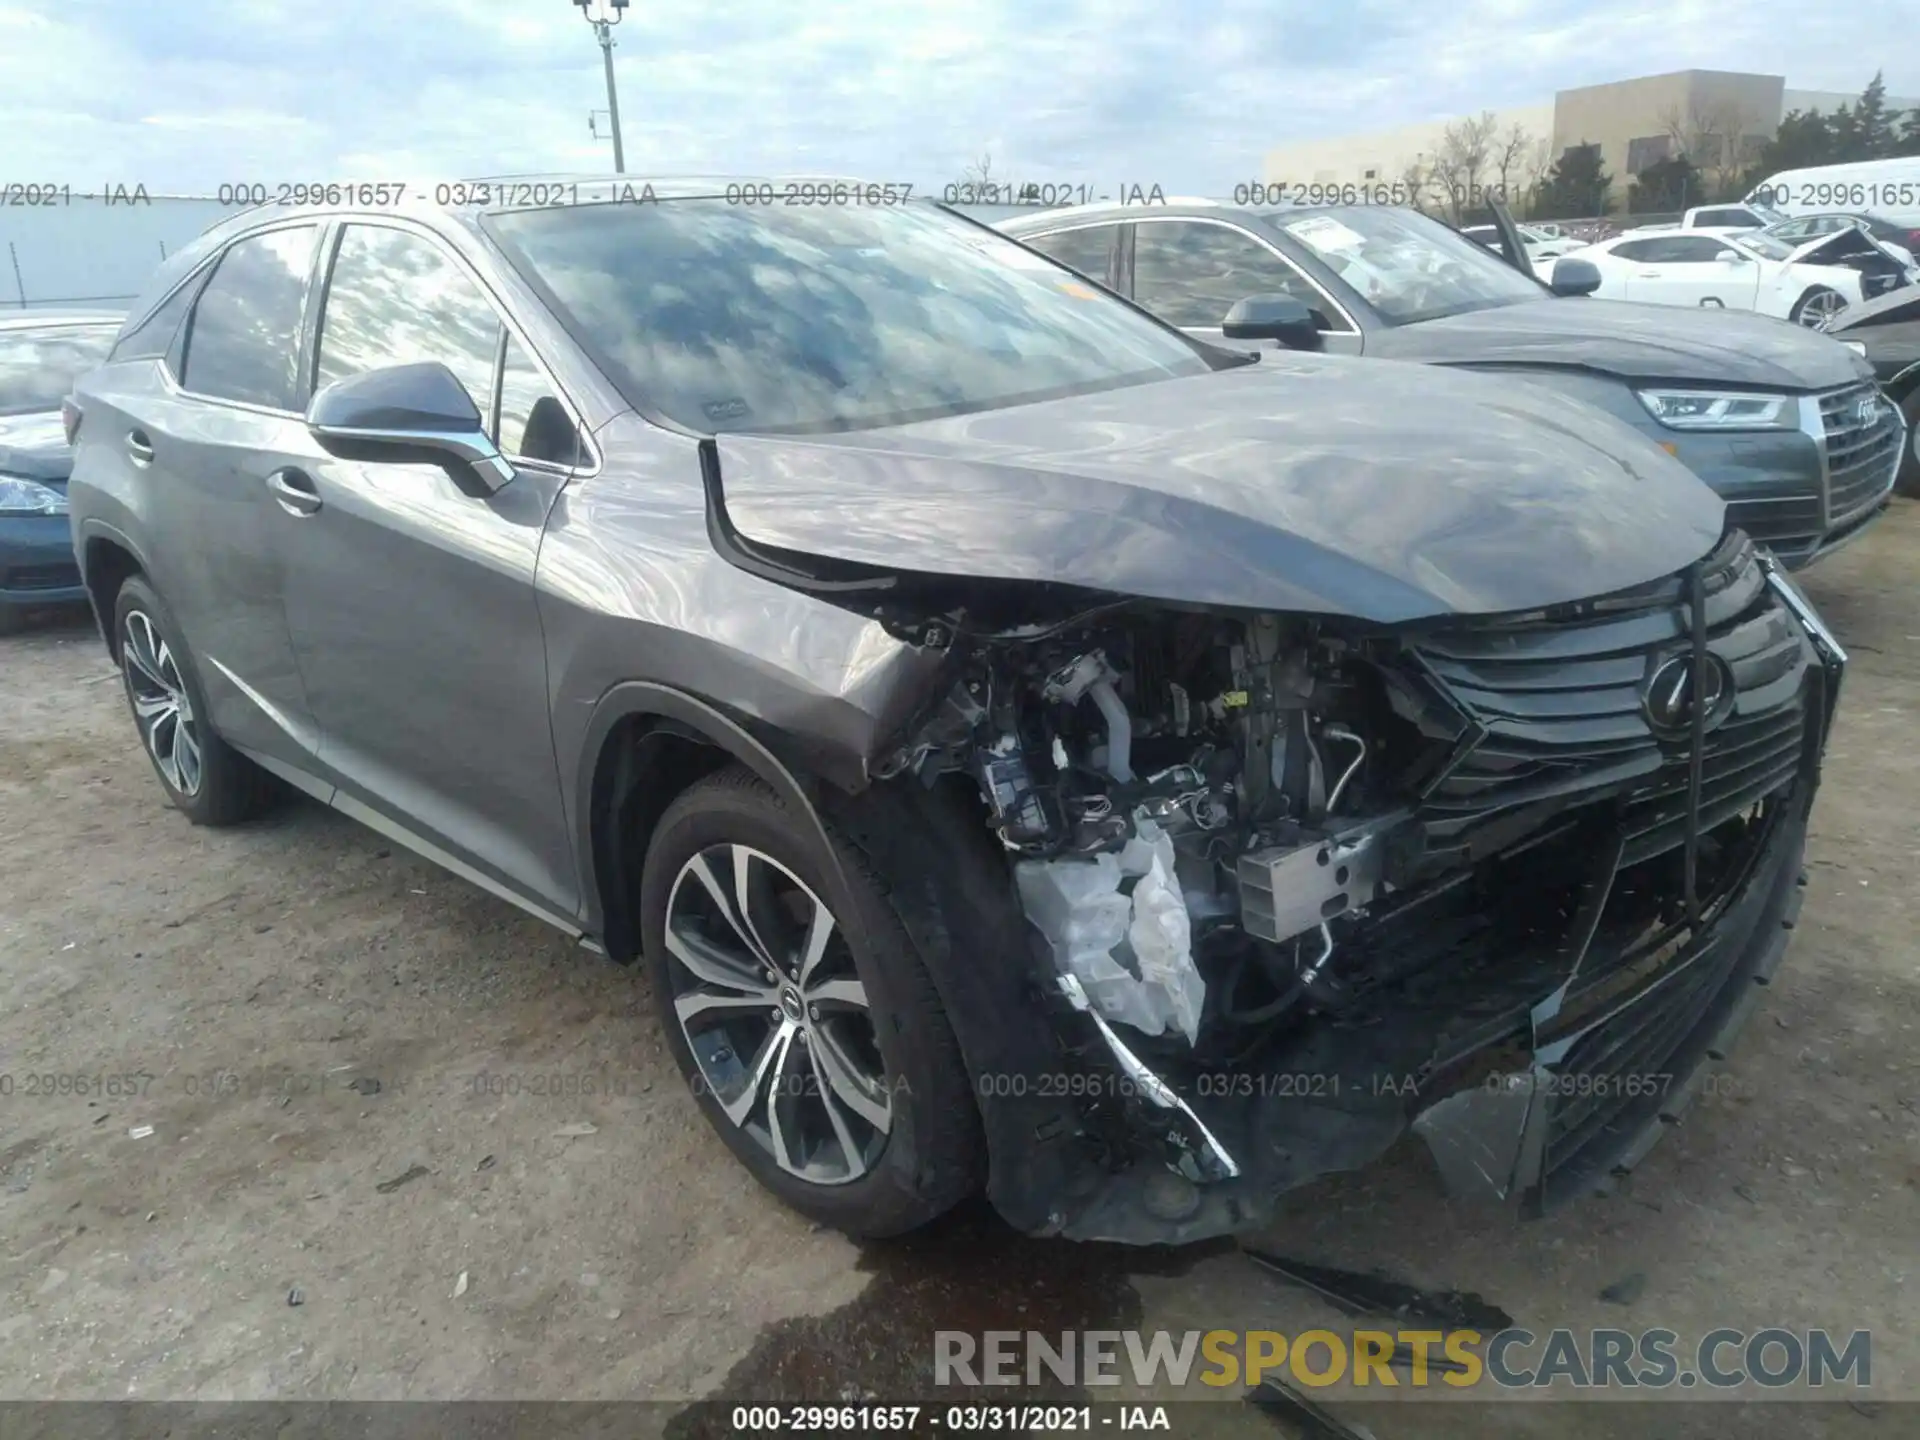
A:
[1015,820,1204,1045]
[453,1270,469,1298]
[127,1124,154,1139]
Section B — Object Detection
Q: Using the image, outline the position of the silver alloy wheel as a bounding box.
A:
[1796,289,1847,327]
[663,843,891,1185]
[121,609,202,796]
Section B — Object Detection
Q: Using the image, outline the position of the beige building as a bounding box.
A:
[1264,69,1919,209]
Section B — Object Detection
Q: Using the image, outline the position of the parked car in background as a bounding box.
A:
[0,311,120,630]
[1749,158,1920,228]
[1823,284,1920,494]
[67,181,1845,1244]
[999,200,1903,565]
[1562,227,1910,327]
[1674,202,1783,232]
[1762,212,1919,269]
[1458,220,1583,271]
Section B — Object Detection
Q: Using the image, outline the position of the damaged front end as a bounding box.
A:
[869,530,1844,1243]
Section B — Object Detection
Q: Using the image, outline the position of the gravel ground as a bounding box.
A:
[1,502,1915,1435]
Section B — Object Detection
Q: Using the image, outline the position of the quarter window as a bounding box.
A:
[1021,226,1118,287]
[1132,221,1346,332]
[111,277,204,368]
[180,226,320,410]
[316,226,501,421]
[498,333,582,466]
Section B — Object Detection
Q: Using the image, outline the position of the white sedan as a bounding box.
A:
[1558,228,1911,327]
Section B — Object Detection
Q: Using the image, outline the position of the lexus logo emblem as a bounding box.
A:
[1643,652,1735,738]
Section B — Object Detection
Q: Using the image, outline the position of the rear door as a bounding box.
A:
[276,219,589,918]
[129,222,329,771]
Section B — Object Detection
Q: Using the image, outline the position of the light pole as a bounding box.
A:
[572,0,628,174]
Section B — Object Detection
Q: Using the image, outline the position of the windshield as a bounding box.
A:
[1731,233,1798,262]
[488,200,1215,435]
[0,325,116,417]
[1264,207,1544,324]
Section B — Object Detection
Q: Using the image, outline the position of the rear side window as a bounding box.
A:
[316,225,501,420]
[1693,208,1757,228]
[0,326,117,416]
[180,226,320,410]
[1021,226,1118,286]
[111,276,204,366]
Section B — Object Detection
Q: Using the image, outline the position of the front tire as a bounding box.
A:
[112,574,279,826]
[1897,388,1920,498]
[1789,286,1846,328]
[640,766,982,1237]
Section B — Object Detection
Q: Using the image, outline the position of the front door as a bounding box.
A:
[277,222,587,917]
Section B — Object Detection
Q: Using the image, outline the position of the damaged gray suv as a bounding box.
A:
[68,181,1847,1244]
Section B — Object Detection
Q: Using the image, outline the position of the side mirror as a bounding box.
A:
[1221,294,1323,351]
[306,361,514,492]
[1714,248,1749,263]
[1547,258,1603,297]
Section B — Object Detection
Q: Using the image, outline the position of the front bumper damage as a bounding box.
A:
[982,544,1845,1245]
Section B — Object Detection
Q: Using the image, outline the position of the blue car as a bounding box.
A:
[1,311,123,630]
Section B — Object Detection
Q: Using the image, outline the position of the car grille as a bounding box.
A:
[1819,382,1902,526]
[1,562,82,592]
[1723,494,1821,557]
[1412,530,1810,868]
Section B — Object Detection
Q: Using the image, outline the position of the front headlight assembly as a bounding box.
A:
[1635,389,1798,431]
[0,476,69,516]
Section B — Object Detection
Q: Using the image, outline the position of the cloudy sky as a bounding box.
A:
[0,0,1909,195]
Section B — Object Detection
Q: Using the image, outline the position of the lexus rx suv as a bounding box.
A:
[67,181,1846,1243]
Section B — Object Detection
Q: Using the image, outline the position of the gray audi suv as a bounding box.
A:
[67,180,1846,1244]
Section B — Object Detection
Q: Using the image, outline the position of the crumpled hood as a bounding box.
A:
[0,411,74,483]
[1372,297,1874,390]
[715,355,1726,624]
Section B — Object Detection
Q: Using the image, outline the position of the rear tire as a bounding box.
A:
[112,574,279,826]
[1897,388,1920,499]
[640,765,982,1237]
[1789,286,1845,328]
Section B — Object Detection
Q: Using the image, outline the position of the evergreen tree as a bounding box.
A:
[1532,142,1612,219]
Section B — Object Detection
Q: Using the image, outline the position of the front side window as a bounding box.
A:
[1658,237,1734,263]
[317,226,501,420]
[0,325,117,416]
[1267,207,1542,325]
[487,200,1212,435]
[180,226,319,410]
[1728,233,1796,262]
[1132,220,1346,331]
[1021,226,1118,286]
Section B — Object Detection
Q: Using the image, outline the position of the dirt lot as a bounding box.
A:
[2,504,1916,1434]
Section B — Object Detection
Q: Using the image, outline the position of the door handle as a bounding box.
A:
[126,430,154,465]
[266,467,322,516]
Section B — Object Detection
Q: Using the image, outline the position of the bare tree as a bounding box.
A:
[952,152,998,197]
[1429,111,1501,222]
[1397,155,1432,213]
[1659,98,1765,197]
[1492,123,1535,207]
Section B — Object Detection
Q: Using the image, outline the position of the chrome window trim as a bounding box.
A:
[1124,214,1362,335]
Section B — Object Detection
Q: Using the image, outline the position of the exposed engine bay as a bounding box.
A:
[880,608,1434,1058]
[858,534,1839,1238]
